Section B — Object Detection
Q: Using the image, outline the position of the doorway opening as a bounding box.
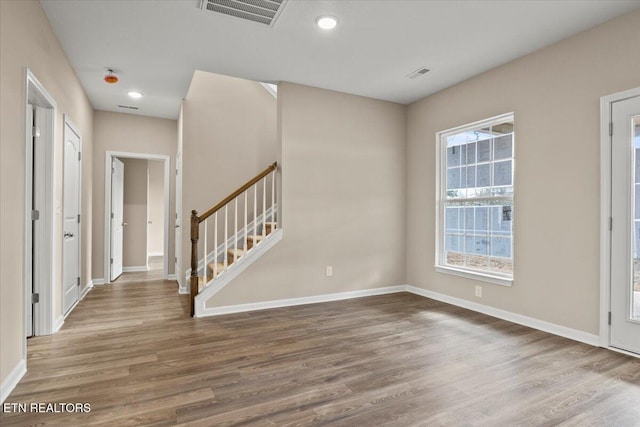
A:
[104,151,170,284]
[24,69,57,339]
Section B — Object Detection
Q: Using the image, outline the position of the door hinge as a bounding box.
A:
[77,214,81,223]
[32,126,41,139]
[609,217,613,231]
[111,212,114,219]
[176,168,178,176]
[175,256,177,263]
[609,122,613,136]
[110,258,113,264]
[31,209,40,221]
[608,311,612,325]
[78,152,82,161]
[77,277,81,287]
[32,293,39,304]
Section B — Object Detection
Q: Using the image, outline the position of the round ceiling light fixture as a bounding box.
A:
[316,15,337,30]
[104,68,119,84]
[127,91,143,99]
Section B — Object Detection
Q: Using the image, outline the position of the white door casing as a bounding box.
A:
[175,149,182,288]
[62,118,81,315]
[111,158,124,281]
[610,94,640,355]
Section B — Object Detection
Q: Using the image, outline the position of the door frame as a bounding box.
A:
[600,86,640,354]
[104,151,170,283]
[62,115,83,316]
[23,68,57,339]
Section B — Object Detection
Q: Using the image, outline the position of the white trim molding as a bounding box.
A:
[0,359,26,404]
[196,283,599,347]
[407,286,600,347]
[198,283,405,318]
[92,278,105,285]
[148,252,164,257]
[122,266,149,273]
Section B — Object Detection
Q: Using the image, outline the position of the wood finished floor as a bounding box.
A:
[2,282,640,426]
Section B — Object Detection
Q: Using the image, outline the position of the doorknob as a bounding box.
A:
[64,232,74,238]
[122,222,128,226]
[175,225,180,228]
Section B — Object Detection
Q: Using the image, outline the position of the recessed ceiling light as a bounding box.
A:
[316,16,337,30]
[128,91,143,99]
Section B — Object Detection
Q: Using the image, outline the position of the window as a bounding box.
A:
[436,113,514,285]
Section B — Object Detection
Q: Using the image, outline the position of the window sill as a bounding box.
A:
[434,265,513,287]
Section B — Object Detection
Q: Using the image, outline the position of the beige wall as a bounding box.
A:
[407,10,640,335]
[0,0,94,390]
[205,83,407,308]
[181,71,277,282]
[147,160,165,255]
[121,158,148,268]
[92,111,177,280]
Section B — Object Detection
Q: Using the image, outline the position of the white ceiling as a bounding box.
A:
[41,0,640,119]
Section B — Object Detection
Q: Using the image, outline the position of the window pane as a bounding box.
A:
[493,134,513,160]
[477,163,490,187]
[467,142,476,164]
[477,139,491,162]
[493,160,512,186]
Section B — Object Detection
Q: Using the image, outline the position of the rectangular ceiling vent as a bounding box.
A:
[200,0,288,27]
[118,105,139,110]
[406,67,430,80]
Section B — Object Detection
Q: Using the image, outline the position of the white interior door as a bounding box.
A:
[111,158,124,281]
[611,94,640,355]
[62,121,81,315]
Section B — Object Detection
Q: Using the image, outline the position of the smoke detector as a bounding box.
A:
[200,0,288,27]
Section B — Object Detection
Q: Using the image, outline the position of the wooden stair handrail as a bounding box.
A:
[197,162,277,223]
[190,162,278,316]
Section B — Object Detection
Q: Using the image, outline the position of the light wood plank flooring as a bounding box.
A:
[2,281,640,426]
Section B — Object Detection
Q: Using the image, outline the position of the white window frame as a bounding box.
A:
[435,112,514,287]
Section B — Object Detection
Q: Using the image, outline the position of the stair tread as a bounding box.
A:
[228,248,248,255]
[247,235,266,241]
[207,262,227,275]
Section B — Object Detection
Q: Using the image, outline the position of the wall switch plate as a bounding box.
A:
[326,266,333,277]
[475,285,482,298]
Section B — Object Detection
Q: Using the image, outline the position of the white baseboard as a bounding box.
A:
[406,286,600,347]
[148,252,164,257]
[80,280,93,300]
[92,278,105,285]
[197,283,600,347]
[167,274,177,281]
[1,358,26,404]
[122,266,148,273]
[197,285,406,317]
[53,315,64,333]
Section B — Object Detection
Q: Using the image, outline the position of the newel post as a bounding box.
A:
[190,210,199,317]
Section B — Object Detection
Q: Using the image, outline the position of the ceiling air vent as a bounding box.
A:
[406,67,430,80]
[200,0,288,27]
[118,105,139,110]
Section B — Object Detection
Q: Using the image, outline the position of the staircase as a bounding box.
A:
[196,221,277,292]
[189,163,281,317]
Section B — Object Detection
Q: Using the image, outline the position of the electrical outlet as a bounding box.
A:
[326,266,333,277]
[475,285,482,298]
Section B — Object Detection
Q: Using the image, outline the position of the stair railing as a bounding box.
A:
[190,162,278,316]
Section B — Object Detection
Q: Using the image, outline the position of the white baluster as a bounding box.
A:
[244,190,248,251]
[262,177,267,237]
[203,218,208,284]
[234,197,238,261]
[253,183,257,242]
[224,204,228,269]
[214,212,218,277]
[271,170,276,228]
